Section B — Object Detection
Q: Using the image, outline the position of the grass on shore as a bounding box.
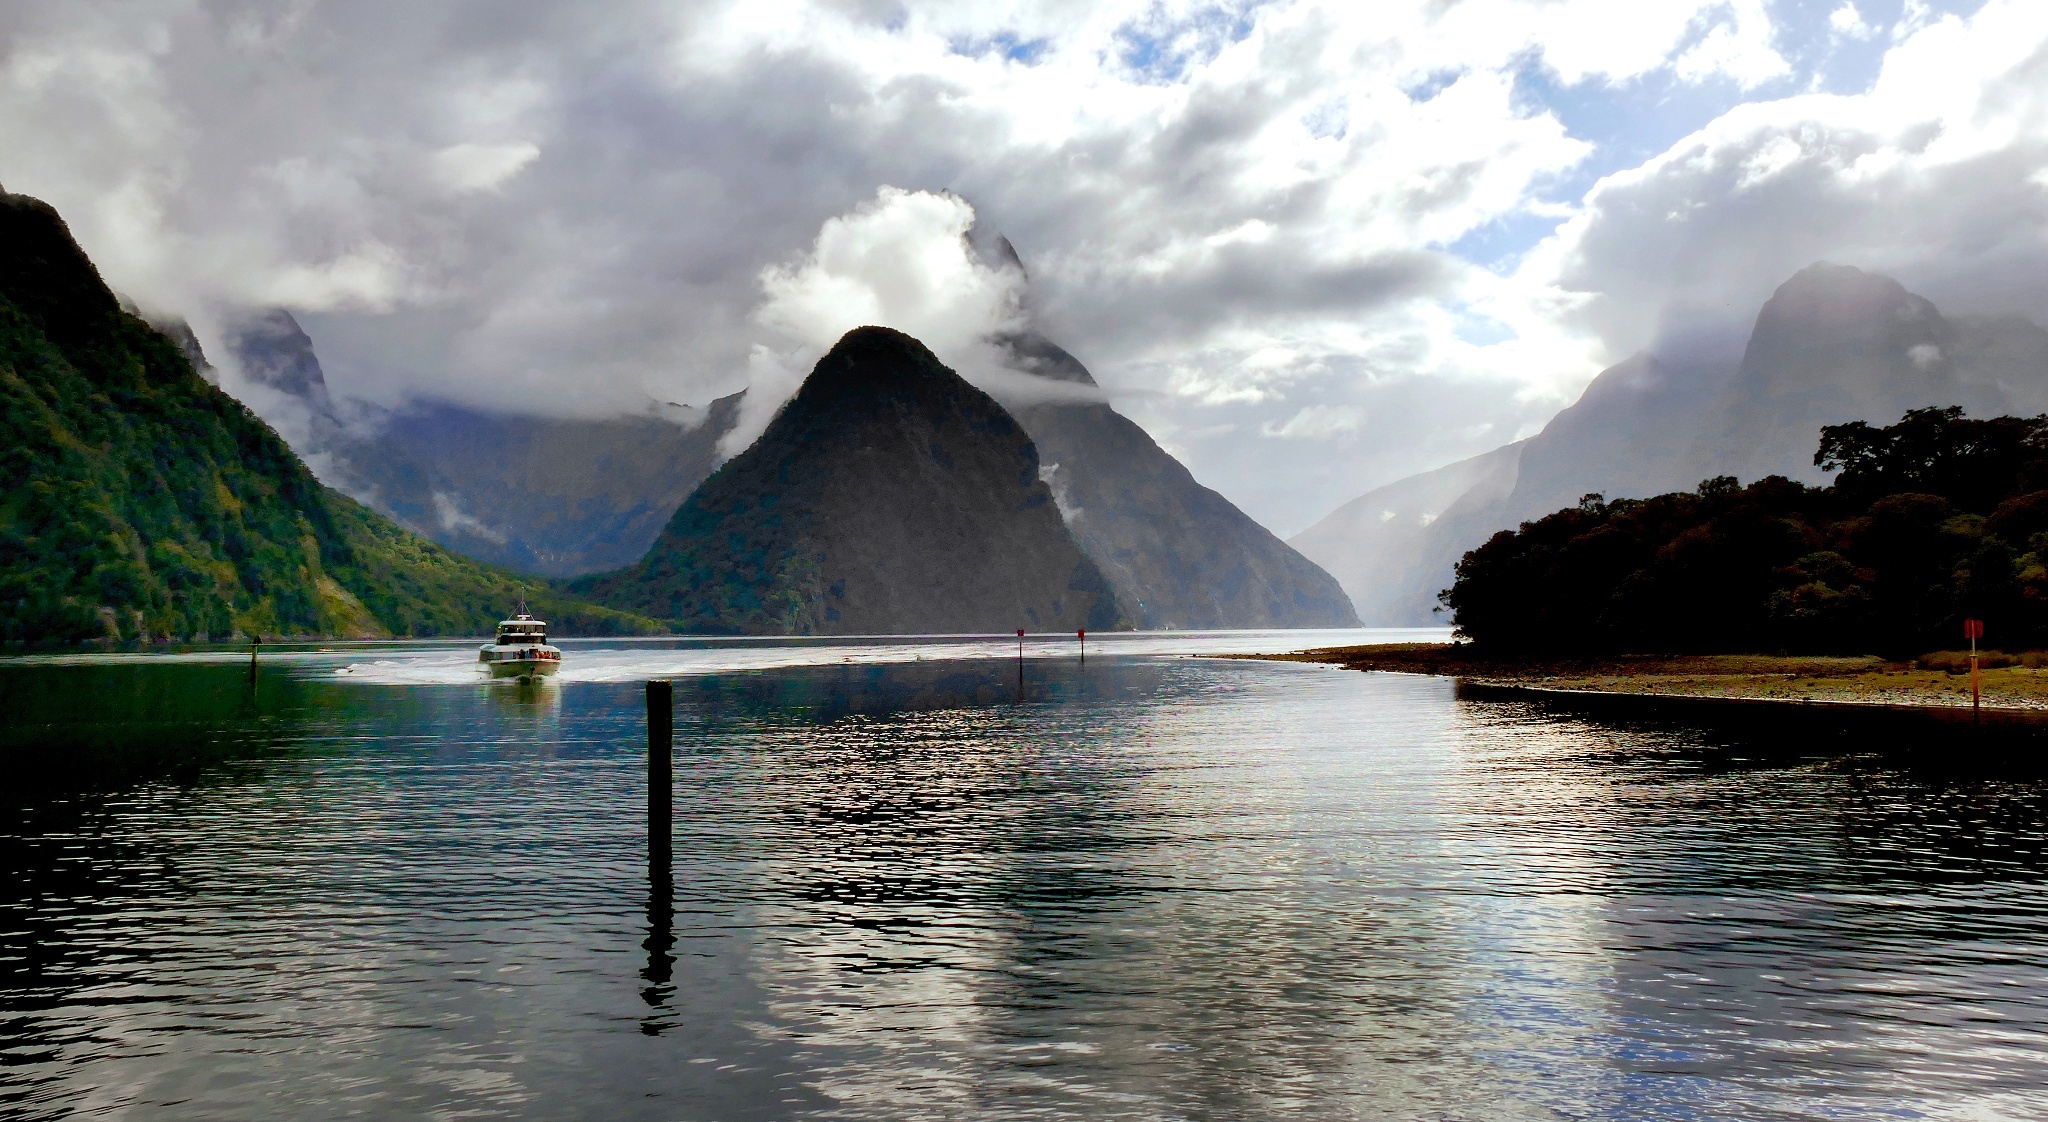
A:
[1243,644,2048,711]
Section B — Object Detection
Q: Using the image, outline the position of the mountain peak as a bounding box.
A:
[223,308,332,404]
[577,327,1121,634]
[1761,262,1931,330]
[796,325,959,403]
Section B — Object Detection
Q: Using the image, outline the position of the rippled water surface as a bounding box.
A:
[4,631,2047,1120]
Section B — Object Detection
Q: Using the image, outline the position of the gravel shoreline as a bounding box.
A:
[1232,643,2048,712]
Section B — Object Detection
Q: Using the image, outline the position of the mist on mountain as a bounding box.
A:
[1293,264,2048,625]
[211,236,1357,627]
[0,189,661,642]
[213,309,742,577]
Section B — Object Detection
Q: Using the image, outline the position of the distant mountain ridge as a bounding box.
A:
[575,327,1122,635]
[1294,263,2048,624]
[217,311,741,577]
[221,309,1356,629]
[0,189,663,642]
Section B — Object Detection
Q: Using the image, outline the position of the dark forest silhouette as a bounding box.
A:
[1443,407,2048,655]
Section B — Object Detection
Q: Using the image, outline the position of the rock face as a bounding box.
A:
[214,309,741,576]
[1294,263,2048,624]
[575,327,1123,635]
[225,309,335,405]
[998,332,1359,628]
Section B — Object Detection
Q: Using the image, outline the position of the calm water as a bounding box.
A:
[3,631,2046,1120]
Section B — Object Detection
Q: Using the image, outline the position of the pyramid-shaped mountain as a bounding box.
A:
[575,327,1122,635]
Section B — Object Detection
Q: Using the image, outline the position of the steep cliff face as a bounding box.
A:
[0,190,661,641]
[998,332,1359,629]
[224,309,334,406]
[575,327,1122,635]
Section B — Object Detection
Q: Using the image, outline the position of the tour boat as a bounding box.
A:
[479,610,562,679]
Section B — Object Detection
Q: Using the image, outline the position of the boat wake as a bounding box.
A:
[322,628,1448,686]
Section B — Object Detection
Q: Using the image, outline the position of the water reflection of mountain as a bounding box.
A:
[669,663,1504,1114]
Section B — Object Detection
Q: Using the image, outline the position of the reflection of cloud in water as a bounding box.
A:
[703,664,1554,1115]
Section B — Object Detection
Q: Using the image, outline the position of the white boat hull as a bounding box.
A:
[479,645,562,678]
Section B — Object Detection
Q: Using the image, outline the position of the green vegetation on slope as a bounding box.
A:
[0,190,662,642]
[1443,407,2048,656]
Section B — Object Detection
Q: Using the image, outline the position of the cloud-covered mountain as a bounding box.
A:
[219,297,1354,627]
[216,310,741,577]
[1288,441,1526,627]
[574,327,1121,635]
[1297,264,2048,624]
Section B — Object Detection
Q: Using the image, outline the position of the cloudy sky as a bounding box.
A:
[3,0,2044,533]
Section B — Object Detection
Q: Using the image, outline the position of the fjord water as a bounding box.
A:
[3,633,2046,1120]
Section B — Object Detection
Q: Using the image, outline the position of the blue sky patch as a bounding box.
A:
[950,30,1051,65]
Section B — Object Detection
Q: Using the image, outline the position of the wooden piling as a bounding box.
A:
[249,635,260,682]
[647,680,673,863]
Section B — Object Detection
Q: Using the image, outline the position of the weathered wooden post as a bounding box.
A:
[249,635,260,683]
[642,678,675,1029]
[1078,628,1085,662]
[1016,628,1025,704]
[647,680,673,863]
[1965,618,1985,722]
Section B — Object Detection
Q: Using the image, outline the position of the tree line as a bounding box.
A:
[1442,407,2048,655]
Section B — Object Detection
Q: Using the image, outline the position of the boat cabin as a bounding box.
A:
[495,615,549,646]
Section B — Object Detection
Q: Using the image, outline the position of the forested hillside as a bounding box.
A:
[0,189,662,643]
[1444,407,2048,655]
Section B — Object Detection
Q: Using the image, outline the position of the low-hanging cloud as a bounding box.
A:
[1527,0,2048,363]
[721,186,1032,456]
